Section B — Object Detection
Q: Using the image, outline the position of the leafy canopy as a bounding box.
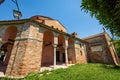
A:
[81,0,120,37]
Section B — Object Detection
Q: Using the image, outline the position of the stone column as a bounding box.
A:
[64,36,69,65]
[64,46,68,65]
[53,32,58,67]
[53,44,57,66]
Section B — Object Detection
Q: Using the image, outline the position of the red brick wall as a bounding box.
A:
[68,38,76,64]
[41,31,54,66]
[6,24,44,77]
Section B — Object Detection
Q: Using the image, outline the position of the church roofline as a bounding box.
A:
[55,20,67,29]
[31,19,87,43]
[0,18,86,43]
[82,32,109,40]
[30,15,54,20]
[31,15,67,29]
[0,19,29,25]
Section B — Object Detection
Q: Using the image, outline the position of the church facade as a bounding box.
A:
[0,16,119,77]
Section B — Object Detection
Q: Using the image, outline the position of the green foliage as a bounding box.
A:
[1,64,120,80]
[0,77,19,80]
[81,0,120,37]
[23,70,50,80]
[111,39,120,57]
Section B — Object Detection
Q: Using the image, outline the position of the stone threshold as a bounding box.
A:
[0,64,75,78]
[40,64,74,72]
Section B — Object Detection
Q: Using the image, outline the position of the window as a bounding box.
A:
[91,45,102,52]
[80,50,82,56]
[80,44,82,48]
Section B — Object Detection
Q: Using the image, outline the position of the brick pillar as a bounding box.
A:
[104,33,118,65]
[5,23,44,77]
[83,43,88,63]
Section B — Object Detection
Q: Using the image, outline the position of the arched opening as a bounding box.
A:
[0,26,18,73]
[41,31,54,66]
[68,38,76,64]
[57,35,65,64]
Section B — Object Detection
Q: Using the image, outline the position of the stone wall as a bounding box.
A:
[74,43,87,64]
[83,33,119,65]
[67,38,87,64]
[68,38,76,64]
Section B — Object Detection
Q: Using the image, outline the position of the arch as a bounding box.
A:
[2,26,18,43]
[68,38,76,64]
[0,26,18,73]
[41,30,54,66]
[57,35,65,63]
[58,35,65,48]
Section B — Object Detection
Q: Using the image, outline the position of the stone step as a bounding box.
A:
[0,72,5,77]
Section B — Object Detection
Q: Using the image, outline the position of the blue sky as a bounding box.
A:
[0,0,104,38]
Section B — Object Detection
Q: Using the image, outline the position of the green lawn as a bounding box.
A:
[1,63,120,80]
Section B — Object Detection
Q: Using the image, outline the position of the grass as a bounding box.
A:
[0,63,120,80]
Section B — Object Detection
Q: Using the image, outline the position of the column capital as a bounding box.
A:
[52,44,57,48]
[63,46,68,49]
[0,39,2,44]
[53,32,59,37]
[74,39,80,44]
[64,36,69,40]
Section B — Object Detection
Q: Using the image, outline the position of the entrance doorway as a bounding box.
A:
[56,51,60,62]
[62,53,65,63]
[56,51,65,64]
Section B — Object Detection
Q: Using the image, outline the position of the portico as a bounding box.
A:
[0,15,117,78]
[41,31,70,68]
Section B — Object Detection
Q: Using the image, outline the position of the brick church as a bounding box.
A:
[0,16,119,77]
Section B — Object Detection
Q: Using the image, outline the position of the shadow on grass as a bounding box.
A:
[100,64,120,70]
[0,77,17,80]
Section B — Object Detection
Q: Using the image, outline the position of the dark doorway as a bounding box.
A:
[62,53,65,63]
[56,51,60,62]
